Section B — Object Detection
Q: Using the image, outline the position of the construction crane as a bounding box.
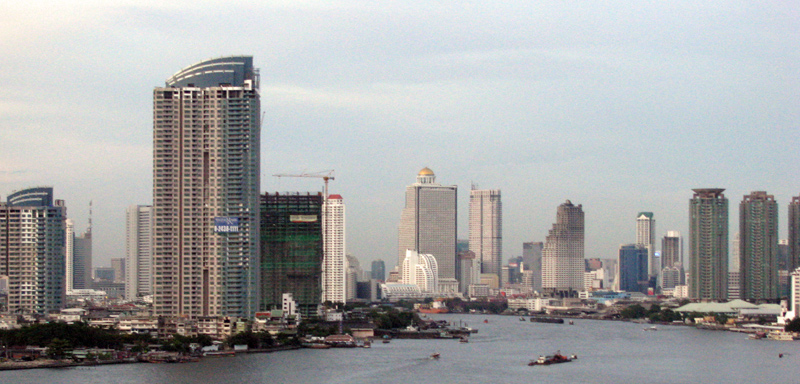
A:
[272,170,336,200]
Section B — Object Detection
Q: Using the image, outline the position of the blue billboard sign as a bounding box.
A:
[214,217,240,233]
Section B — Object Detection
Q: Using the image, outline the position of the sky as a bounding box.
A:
[1,1,798,272]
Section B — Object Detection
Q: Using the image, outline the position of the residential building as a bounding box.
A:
[322,195,346,304]
[739,191,778,301]
[260,192,323,318]
[469,188,502,285]
[65,219,74,291]
[152,56,261,318]
[0,187,66,313]
[661,231,684,289]
[397,168,458,292]
[618,244,649,294]
[636,212,656,277]
[541,200,585,295]
[125,205,153,299]
[689,188,728,300]
[371,260,385,281]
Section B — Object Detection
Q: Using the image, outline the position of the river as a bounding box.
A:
[4,314,800,383]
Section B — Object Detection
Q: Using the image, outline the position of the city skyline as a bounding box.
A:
[1,2,798,272]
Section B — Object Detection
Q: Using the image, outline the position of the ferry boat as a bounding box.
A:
[430,353,440,359]
[528,352,576,366]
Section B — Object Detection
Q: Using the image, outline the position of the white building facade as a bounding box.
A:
[126,205,153,299]
[322,195,346,304]
[401,250,439,293]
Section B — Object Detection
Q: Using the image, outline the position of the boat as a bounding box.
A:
[382,339,391,344]
[459,336,469,343]
[643,326,657,331]
[302,343,332,349]
[569,320,574,325]
[483,319,489,324]
[530,316,564,324]
[417,300,449,314]
[528,352,575,366]
[519,317,526,321]
[748,331,766,340]
[430,353,440,359]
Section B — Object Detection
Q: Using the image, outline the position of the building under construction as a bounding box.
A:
[260,192,323,318]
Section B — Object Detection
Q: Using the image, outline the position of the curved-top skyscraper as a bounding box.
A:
[152,56,260,318]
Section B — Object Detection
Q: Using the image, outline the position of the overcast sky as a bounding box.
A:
[1,1,798,272]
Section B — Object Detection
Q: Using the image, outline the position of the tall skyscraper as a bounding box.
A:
[152,56,261,318]
[739,191,778,301]
[126,205,153,299]
[729,232,741,299]
[541,200,585,294]
[522,242,543,291]
[469,188,502,285]
[346,254,360,301]
[65,219,74,291]
[260,192,323,318]
[789,196,800,274]
[689,188,728,300]
[322,195,346,304]
[0,187,66,313]
[371,259,386,281]
[618,244,649,294]
[636,212,656,277]
[398,168,458,292]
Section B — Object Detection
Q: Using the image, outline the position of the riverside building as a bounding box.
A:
[398,168,458,293]
[126,205,153,298]
[322,194,346,304]
[152,56,261,318]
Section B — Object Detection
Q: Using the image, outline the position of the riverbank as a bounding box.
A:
[0,345,302,371]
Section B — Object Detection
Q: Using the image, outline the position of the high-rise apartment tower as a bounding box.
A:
[689,188,728,300]
[152,56,261,318]
[322,194,346,304]
[739,191,778,301]
[126,205,153,298]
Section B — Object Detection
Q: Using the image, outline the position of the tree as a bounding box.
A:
[620,304,646,319]
[785,317,800,333]
[46,338,71,360]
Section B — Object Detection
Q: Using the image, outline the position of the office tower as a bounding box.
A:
[73,228,92,290]
[371,260,386,281]
[401,250,439,293]
[398,168,458,292]
[542,200,585,294]
[469,188,502,285]
[661,231,682,268]
[322,194,346,304]
[152,56,261,318]
[618,244,649,293]
[260,192,322,318]
[523,242,543,291]
[739,191,778,301]
[689,188,728,300]
[636,212,656,277]
[0,187,66,313]
[789,196,800,274]
[125,205,153,298]
[457,250,479,293]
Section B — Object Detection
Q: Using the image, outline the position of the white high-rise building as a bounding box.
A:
[542,200,585,293]
[401,250,439,293]
[636,212,656,277]
[469,188,502,285]
[126,205,153,299]
[322,195,346,304]
[152,56,261,318]
[398,167,458,292]
[65,219,74,291]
